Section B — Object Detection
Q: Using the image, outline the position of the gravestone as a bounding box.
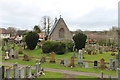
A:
[115,60,119,70]
[18,46,23,54]
[0,66,4,80]
[14,50,18,59]
[13,62,18,69]
[78,50,83,66]
[23,54,31,61]
[117,68,120,80]
[14,67,19,78]
[112,61,115,70]
[100,58,106,69]
[69,56,75,67]
[64,59,69,67]
[109,58,113,70]
[5,51,10,60]
[85,62,89,68]
[94,61,98,68]
[99,50,103,54]
[73,53,77,58]
[40,56,46,63]
[115,54,119,69]
[19,67,25,78]
[6,44,10,53]
[60,60,64,65]
[26,66,32,78]
[49,52,56,63]
[6,68,12,78]
[88,50,91,55]
[36,60,41,75]
[1,46,5,51]
[10,48,14,59]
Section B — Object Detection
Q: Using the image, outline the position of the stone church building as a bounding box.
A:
[48,17,72,41]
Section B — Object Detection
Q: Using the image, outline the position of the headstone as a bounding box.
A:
[60,60,64,65]
[115,60,119,70]
[5,51,10,60]
[19,67,25,78]
[99,50,103,54]
[14,50,18,59]
[14,67,19,78]
[6,68,12,78]
[13,62,18,69]
[26,66,32,78]
[10,48,14,59]
[49,52,56,63]
[88,50,91,55]
[109,58,113,69]
[23,54,30,61]
[0,66,4,80]
[64,59,69,67]
[94,61,98,68]
[85,62,89,68]
[112,61,115,70]
[117,68,120,80]
[36,60,41,74]
[100,58,106,69]
[6,44,10,53]
[78,50,83,66]
[18,46,23,54]
[40,56,46,63]
[73,53,77,58]
[69,56,75,67]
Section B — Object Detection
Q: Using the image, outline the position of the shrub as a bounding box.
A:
[73,33,87,50]
[25,31,39,50]
[65,41,74,52]
[42,41,66,55]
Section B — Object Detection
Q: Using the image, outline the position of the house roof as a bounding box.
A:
[17,30,28,35]
[0,28,9,34]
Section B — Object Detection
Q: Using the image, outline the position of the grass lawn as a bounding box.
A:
[3,58,116,76]
[1,45,118,77]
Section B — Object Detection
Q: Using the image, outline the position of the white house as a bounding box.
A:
[0,28,10,39]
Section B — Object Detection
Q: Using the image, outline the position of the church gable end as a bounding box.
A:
[49,17,72,41]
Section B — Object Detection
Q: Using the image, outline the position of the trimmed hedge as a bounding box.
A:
[42,41,74,55]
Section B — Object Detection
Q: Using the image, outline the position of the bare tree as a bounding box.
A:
[41,16,53,36]
[7,27,17,37]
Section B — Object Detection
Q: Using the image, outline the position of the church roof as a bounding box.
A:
[48,18,61,37]
[48,17,69,37]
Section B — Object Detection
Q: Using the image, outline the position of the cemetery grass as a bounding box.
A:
[1,46,118,76]
[2,48,118,63]
[3,66,98,78]
[3,58,116,76]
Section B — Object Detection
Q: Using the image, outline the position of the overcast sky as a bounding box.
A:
[0,0,119,31]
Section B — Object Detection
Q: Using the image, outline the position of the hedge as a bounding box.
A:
[42,41,74,55]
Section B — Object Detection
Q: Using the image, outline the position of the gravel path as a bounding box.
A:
[2,62,117,78]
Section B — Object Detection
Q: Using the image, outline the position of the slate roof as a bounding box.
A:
[48,17,70,37]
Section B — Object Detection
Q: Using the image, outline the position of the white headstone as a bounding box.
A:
[78,50,83,66]
[64,59,69,67]
[109,58,113,69]
[26,66,32,78]
[14,68,19,78]
[85,62,89,68]
[5,51,10,60]
[19,67,25,78]
[6,68,12,78]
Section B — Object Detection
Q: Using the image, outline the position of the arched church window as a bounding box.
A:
[59,28,64,38]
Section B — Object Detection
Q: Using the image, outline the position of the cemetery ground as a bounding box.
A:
[1,44,118,78]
